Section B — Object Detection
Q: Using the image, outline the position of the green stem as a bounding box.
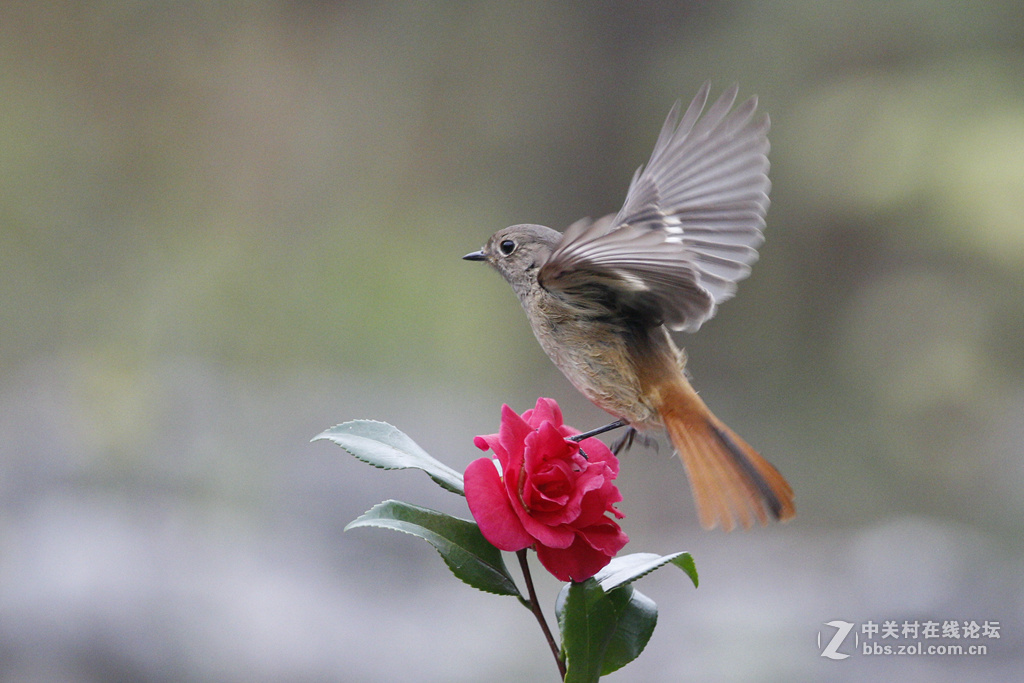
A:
[517,549,566,680]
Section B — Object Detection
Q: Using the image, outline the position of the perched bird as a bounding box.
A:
[463,83,794,531]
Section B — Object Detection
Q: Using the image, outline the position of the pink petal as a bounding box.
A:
[498,404,531,479]
[474,433,502,457]
[574,488,618,528]
[548,464,606,524]
[523,423,577,477]
[524,397,563,429]
[535,534,615,583]
[464,458,533,551]
[523,465,571,512]
[514,510,576,549]
[576,519,629,556]
[579,438,618,475]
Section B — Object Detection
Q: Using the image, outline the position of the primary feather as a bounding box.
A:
[540,82,771,332]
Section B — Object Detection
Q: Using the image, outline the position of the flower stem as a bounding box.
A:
[517,549,566,680]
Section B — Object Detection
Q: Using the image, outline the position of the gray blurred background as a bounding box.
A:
[1,2,1023,681]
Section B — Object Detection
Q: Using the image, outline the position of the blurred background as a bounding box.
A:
[1,2,1022,681]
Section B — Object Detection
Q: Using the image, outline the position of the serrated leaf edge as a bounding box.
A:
[313,420,465,495]
[597,552,698,593]
[345,500,520,597]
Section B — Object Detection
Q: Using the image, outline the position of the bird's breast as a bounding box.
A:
[522,289,666,426]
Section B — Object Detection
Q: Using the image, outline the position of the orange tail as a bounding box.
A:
[655,380,795,531]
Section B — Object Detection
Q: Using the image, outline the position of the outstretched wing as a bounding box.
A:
[539,83,770,332]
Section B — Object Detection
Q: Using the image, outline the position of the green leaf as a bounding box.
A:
[595,552,699,592]
[598,586,657,676]
[554,553,698,679]
[346,500,520,597]
[556,579,622,683]
[313,420,465,495]
[556,581,659,680]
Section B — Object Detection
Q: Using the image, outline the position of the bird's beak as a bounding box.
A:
[462,250,486,261]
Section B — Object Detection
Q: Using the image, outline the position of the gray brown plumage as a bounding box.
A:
[464,83,794,531]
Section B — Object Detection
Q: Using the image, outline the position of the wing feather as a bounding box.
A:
[540,83,770,332]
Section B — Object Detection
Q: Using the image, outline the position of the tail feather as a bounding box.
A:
[656,381,795,531]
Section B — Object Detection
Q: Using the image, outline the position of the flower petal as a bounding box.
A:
[523,464,572,512]
[498,404,531,482]
[574,484,620,528]
[515,510,576,549]
[535,534,615,583]
[578,437,619,475]
[464,457,533,551]
[523,397,563,429]
[523,423,578,487]
[576,519,630,556]
[474,433,502,456]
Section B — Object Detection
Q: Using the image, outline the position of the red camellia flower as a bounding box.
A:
[464,398,629,582]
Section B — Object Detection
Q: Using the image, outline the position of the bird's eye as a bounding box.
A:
[499,239,516,255]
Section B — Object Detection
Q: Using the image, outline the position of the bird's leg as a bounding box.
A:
[609,428,659,456]
[610,427,638,456]
[568,419,628,460]
[569,419,628,442]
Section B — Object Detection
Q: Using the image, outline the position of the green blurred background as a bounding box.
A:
[2,2,1023,681]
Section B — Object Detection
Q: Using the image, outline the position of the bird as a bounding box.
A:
[462,82,794,531]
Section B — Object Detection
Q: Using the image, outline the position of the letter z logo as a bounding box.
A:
[819,620,857,660]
